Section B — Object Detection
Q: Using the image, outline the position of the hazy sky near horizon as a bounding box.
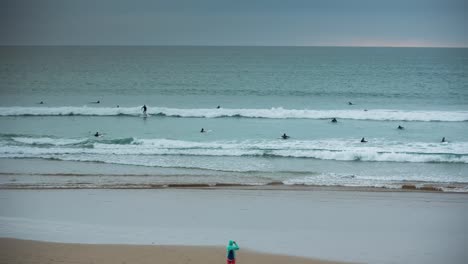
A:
[1,0,467,47]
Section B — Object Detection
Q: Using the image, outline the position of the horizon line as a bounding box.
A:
[1,44,467,48]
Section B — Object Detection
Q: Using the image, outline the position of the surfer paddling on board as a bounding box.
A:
[281,133,290,139]
[226,240,239,264]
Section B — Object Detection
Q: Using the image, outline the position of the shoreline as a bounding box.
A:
[1,158,467,193]
[0,180,465,193]
[0,238,349,264]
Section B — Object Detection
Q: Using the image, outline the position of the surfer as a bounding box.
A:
[397,125,404,130]
[348,101,353,105]
[281,133,290,139]
[94,132,100,137]
[441,137,446,143]
[331,118,337,123]
[39,101,44,104]
[361,137,367,143]
[141,105,147,115]
[226,240,239,264]
[217,105,221,109]
[200,128,205,133]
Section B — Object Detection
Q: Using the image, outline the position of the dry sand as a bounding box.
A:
[0,238,348,264]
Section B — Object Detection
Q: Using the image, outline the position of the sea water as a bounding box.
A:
[0,46,467,191]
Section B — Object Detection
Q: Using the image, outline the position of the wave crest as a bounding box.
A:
[0,106,467,121]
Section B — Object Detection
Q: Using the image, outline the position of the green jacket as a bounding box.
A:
[226,240,240,260]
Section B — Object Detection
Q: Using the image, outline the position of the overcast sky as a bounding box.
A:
[1,0,467,47]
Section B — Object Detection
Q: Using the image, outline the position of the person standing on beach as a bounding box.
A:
[226,240,239,264]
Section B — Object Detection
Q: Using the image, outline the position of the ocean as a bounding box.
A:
[0,46,467,191]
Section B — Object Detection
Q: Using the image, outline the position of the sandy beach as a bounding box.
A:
[1,189,467,264]
[0,238,347,264]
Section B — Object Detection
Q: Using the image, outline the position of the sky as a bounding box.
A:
[1,0,467,47]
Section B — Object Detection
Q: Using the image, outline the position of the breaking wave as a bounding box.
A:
[0,106,467,121]
[1,135,467,164]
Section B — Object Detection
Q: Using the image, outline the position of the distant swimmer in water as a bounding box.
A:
[116,105,119,108]
[217,105,221,109]
[39,101,44,104]
[142,105,147,115]
[397,125,404,130]
[348,102,353,105]
[331,118,337,123]
[94,132,100,137]
[200,128,205,133]
[361,137,367,143]
[281,133,290,139]
[441,137,446,143]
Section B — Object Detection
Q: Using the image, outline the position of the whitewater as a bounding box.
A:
[1,134,468,192]
[2,135,468,164]
[0,106,467,122]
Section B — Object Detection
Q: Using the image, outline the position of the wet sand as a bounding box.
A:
[0,189,467,263]
[0,238,346,264]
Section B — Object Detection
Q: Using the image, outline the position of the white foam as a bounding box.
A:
[0,106,467,121]
[12,137,87,146]
[283,173,468,192]
[1,138,467,163]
